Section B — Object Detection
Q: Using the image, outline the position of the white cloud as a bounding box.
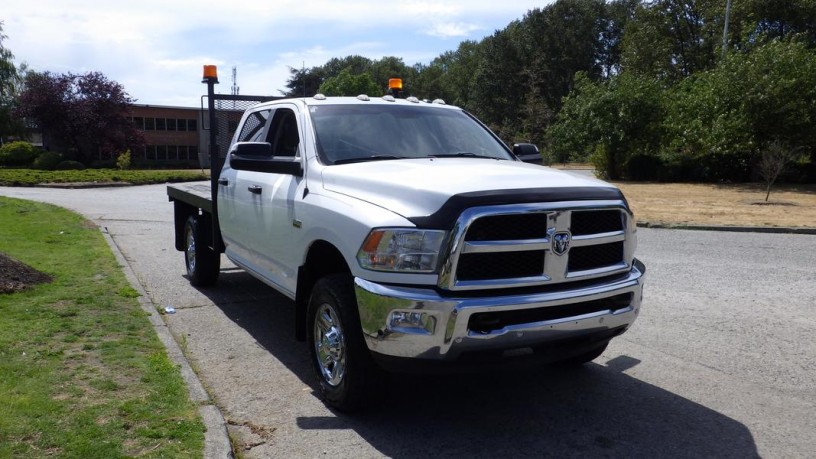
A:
[424,22,481,38]
[2,0,553,105]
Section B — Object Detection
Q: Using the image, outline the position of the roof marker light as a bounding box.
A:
[357,94,370,101]
[382,95,396,102]
[313,93,326,100]
[406,96,419,103]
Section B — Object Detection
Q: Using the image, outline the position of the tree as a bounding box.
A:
[621,0,720,83]
[663,40,816,181]
[282,66,325,97]
[469,24,528,141]
[15,71,144,165]
[736,0,816,48]
[317,68,381,96]
[370,56,412,91]
[598,0,640,78]
[548,72,664,179]
[518,0,607,110]
[759,140,798,201]
[430,40,481,108]
[0,21,26,143]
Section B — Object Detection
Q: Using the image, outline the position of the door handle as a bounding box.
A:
[217,178,229,186]
[248,185,263,194]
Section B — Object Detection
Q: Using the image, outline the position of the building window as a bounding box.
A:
[155,118,166,131]
[156,145,167,160]
[188,119,197,131]
[167,119,177,131]
[146,145,157,160]
[133,117,144,129]
[177,119,187,132]
[144,117,155,130]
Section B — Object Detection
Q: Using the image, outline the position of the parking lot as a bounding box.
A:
[2,184,814,458]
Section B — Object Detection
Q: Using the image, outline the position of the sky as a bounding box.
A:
[3,1,553,107]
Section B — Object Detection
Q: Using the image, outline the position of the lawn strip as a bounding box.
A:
[0,197,203,458]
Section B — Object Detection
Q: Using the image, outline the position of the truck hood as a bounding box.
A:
[320,158,617,220]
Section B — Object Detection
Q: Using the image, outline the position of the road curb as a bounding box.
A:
[637,221,816,235]
[99,227,234,459]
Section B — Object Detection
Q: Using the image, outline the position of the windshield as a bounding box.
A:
[308,104,513,165]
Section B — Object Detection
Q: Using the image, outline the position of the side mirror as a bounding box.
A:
[513,143,542,164]
[230,142,303,176]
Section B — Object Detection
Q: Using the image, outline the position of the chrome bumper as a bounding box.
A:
[354,259,645,361]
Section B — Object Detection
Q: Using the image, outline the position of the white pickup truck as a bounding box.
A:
[168,93,645,411]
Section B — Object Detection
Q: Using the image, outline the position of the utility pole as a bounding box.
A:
[722,0,732,58]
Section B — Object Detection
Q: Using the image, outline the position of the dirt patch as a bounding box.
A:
[613,182,816,228]
[0,252,53,293]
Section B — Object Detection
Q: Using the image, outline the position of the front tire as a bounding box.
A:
[307,274,387,412]
[184,215,220,287]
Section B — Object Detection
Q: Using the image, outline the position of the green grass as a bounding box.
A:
[0,197,204,458]
[0,169,208,187]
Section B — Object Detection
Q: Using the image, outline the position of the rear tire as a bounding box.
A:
[307,274,387,412]
[184,215,220,287]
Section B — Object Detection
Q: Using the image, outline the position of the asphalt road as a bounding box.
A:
[2,183,814,458]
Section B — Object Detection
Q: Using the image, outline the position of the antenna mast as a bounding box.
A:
[231,66,239,95]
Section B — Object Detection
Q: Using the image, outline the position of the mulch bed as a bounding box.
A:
[0,252,53,294]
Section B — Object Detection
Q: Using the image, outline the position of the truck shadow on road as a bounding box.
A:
[201,270,758,458]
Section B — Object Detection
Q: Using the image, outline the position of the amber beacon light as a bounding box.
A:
[202,65,219,83]
[388,78,403,91]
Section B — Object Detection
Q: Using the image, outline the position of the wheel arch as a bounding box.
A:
[295,240,352,341]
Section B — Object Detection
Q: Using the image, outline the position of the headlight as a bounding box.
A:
[357,229,446,273]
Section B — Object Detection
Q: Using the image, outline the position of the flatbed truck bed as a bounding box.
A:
[167,182,214,213]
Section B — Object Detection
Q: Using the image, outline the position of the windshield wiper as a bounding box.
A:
[333,155,406,165]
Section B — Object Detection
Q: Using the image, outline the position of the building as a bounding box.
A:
[129,104,205,168]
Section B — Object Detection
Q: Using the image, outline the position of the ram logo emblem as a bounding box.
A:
[552,231,572,256]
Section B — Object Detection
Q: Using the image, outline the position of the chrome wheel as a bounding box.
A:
[313,303,346,387]
[183,215,219,286]
[185,224,196,274]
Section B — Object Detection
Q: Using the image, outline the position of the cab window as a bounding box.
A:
[266,109,300,157]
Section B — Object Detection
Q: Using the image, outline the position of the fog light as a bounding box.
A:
[388,311,436,335]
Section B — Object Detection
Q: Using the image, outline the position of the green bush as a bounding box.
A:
[0,141,37,167]
[624,153,663,181]
[56,160,86,171]
[32,151,63,170]
[589,144,610,179]
[116,150,131,170]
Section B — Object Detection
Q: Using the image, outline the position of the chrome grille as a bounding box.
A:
[465,213,548,241]
[568,242,623,272]
[571,209,623,235]
[439,201,633,291]
[457,250,545,281]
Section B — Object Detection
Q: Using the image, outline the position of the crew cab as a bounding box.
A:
[168,90,646,411]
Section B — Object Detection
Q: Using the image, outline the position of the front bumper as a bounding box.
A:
[354,259,645,364]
